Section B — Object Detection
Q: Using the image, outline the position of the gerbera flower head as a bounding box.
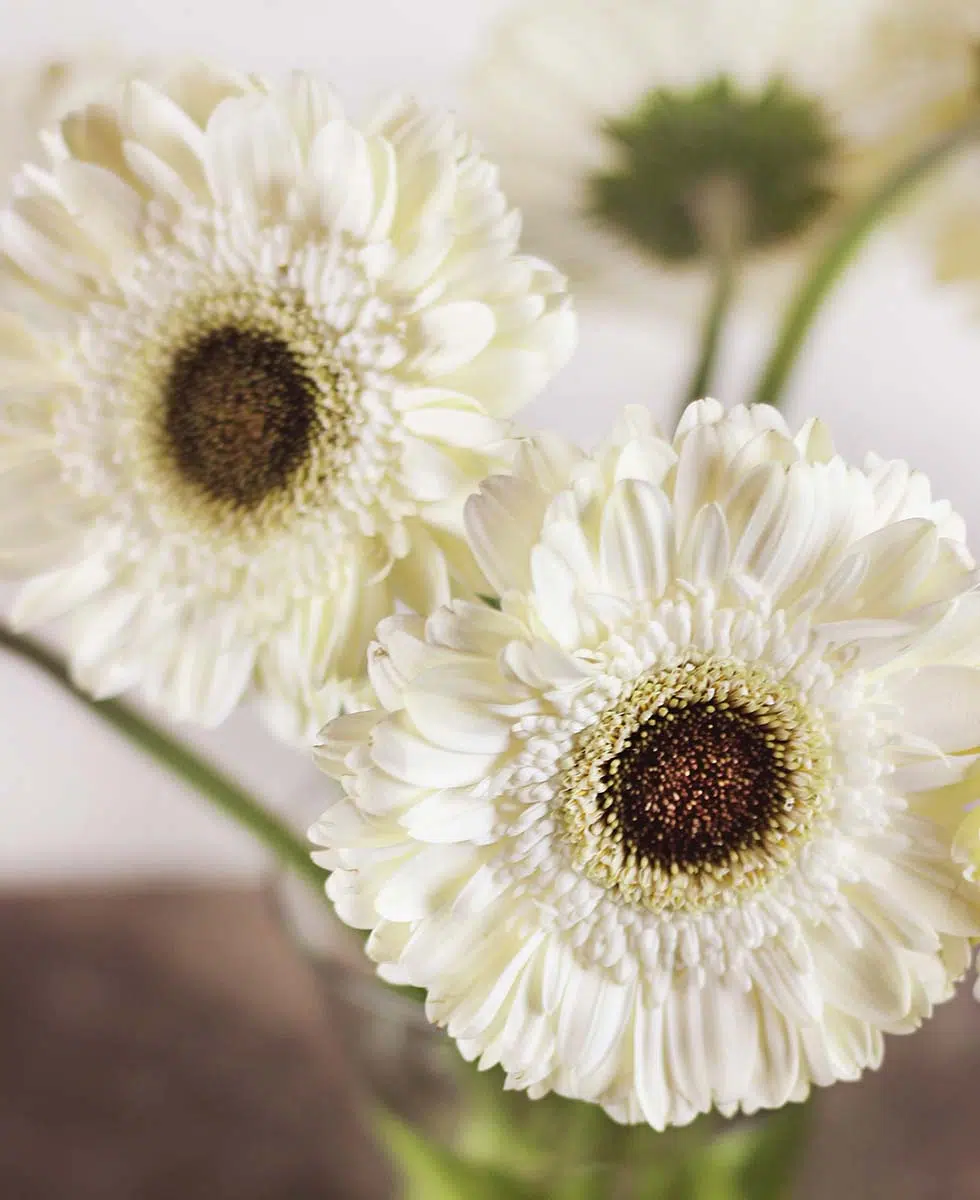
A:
[0,63,575,740]
[313,399,980,1127]
[465,0,872,313]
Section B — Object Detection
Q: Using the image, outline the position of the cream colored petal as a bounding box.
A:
[413,301,497,377]
[464,473,547,595]
[54,159,143,258]
[0,312,66,385]
[370,712,499,788]
[11,557,112,628]
[308,119,376,239]
[122,80,208,193]
[888,664,980,754]
[60,103,144,190]
[387,523,452,615]
[204,94,302,220]
[440,347,550,417]
[273,72,343,154]
[599,478,673,600]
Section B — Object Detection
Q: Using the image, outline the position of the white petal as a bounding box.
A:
[464,473,546,595]
[809,915,911,1026]
[123,80,208,193]
[365,135,399,241]
[375,844,472,921]
[0,311,63,385]
[846,519,941,616]
[727,463,787,576]
[401,403,505,448]
[749,997,801,1111]
[0,208,90,302]
[314,710,387,775]
[519,306,577,372]
[445,932,543,1041]
[399,789,496,843]
[387,523,452,613]
[67,589,143,670]
[888,665,980,754]
[414,301,497,376]
[399,437,468,501]
[674,398,725,438]
[309,119,376,238]
[530,542,580,646]
[750,464,818,597]
[677,502,729,588]
[664,971,711,1116]
[671,423,722,541]
[573,976,632,1092]
[370,714,498,787]
[599,478,672,600]
[701,977,758,1107]
[54,159,143,258]
[401,687,511,754]
[11,558,111,627]
[442,347,548,417]
[633,997,669,1130]
[513,430,583,492]
[275,72,343,153]
[204,95,301,218]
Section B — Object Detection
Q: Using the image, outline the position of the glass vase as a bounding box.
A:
[275,775,807,1200]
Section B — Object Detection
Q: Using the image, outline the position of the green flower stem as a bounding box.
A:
[754,115,980,410]
[682,247,738,416]
[0,624,329,896]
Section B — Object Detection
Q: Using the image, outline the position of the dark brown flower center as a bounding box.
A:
[602,702,780,870]
[162,326,321,510]
[556,658,829,912]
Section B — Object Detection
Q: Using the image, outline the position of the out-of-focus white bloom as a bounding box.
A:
[0,64,575,741]
[313,400,980,1127]
[847,0,980,296]
[465,0,874,314]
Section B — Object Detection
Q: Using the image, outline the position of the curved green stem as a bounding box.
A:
[0,625,328,896]
[681,248,738,417]
[754,115,980,410]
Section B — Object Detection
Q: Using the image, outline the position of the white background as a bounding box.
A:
[2,0,980,883]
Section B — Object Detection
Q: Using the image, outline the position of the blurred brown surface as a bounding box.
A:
[0,886,389,1200]
[0,886,977,1200]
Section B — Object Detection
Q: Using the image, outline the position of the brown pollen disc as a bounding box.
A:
[163,326,320,510]
[605,702,781,871]
[556,657,829,913]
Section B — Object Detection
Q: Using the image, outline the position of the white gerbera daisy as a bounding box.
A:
[0,64,574,742]
[465,0,873,314]
[312,399,980,1128]
[847,0,980,297]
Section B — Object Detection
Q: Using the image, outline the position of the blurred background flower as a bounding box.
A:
[465,0,874,322]
[847,0,980,301]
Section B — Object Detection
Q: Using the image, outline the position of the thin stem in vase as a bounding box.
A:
[677,175,745,426]
[753,115,980,410]
[0,624,329,896]
[683,248,737,410]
